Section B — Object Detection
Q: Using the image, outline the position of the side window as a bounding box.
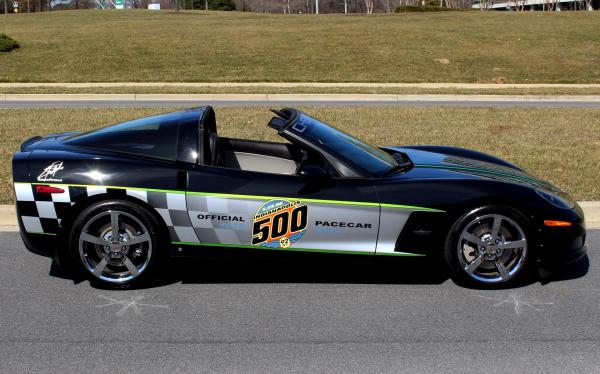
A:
[65,112,182,161]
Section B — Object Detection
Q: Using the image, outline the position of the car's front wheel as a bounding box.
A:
[444,206,532,288]
[69,200,162,288]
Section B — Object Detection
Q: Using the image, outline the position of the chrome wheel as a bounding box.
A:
[457,214,527,284]
[78,210,152,284]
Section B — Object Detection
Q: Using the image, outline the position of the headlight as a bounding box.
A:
[536,190,574,209]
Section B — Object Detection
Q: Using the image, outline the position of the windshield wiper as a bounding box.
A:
[383,153,413,176]
[383,162,412,176]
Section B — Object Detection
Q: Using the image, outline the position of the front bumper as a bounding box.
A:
[536,204,587,269]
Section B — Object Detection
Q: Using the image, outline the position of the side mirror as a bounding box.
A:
[298,164,330,183]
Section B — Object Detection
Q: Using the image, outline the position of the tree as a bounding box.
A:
[363,0,374,12]
[3,0,8,14]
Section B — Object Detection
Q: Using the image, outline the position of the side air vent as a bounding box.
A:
[395,212,447,254]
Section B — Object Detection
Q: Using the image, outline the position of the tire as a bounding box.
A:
[69,200,163,288]
[444,205,533,289]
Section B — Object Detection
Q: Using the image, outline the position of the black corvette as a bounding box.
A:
[12,107,585,288]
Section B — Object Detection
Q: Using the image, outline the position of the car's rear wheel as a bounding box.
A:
[444,206,532,288]
[69,200,162,288]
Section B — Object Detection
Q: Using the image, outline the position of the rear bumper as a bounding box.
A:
[16,206,59,258]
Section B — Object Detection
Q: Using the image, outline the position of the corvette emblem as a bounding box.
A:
[251,199,308,248]
[37,161,64,182]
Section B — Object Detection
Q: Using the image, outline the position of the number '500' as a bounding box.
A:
[252,205,308,245]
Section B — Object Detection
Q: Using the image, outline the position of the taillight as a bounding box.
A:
[35,185,65,194]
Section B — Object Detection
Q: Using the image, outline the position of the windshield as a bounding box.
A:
[288,113,399,176]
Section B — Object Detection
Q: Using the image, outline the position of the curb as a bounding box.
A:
[0,203,598,232]
[2,94,600,103]
[2,83,600,89]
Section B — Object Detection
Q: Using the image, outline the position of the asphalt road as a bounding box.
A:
[3,99,600,108]
[0,230,598,373]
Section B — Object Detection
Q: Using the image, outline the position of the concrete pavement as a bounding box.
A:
[3,94,600,108]
[2,82,600,89]
[0,228,597,373]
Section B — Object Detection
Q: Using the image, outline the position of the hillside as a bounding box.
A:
[0,10,599,83]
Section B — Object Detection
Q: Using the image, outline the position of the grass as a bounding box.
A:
[2,87,600,95]
[1,10,600,83]
[1,106,599,203]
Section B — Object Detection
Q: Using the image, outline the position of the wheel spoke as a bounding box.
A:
[497,239,526,250]
[491,216,502,239]
[465,254,485,275]
[462,232,484,247]
[495,260,510,279]
[81,232,108,246]
[93,256,109,276]
[110,211,120,239]
[123,257,140,276]
[125,232,150,246]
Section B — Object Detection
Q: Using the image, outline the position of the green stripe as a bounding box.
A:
[380,203,443,212]
[15,182,444,213]
[171,241,425,257]
[28,232,57,236]
[413,164,542,185]
[375,251,425,257]
[187,191,443,212]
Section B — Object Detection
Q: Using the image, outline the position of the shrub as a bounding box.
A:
[209,0,236,10]
[0,34,19,53]
[193,0,236,10]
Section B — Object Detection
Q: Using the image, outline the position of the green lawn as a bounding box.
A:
[1,106,599,203]
[0,10,599,83]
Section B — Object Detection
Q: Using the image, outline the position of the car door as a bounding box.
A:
[183,166,380,255]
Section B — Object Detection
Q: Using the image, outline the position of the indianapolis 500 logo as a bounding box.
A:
[251,199,308,248]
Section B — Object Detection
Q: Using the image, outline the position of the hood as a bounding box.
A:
[388,146,560,193]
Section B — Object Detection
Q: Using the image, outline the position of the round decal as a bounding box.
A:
[251,199,308,248]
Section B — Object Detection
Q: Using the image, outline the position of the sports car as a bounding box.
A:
[12,107,586,288]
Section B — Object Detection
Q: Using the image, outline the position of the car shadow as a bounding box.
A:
[49,255,451,289]
[171,256,450,286]
[539,254,590,285]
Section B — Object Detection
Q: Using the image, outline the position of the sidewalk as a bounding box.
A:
[2,83,600,89]
[1,203,598,231]
[2,93,600,103]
